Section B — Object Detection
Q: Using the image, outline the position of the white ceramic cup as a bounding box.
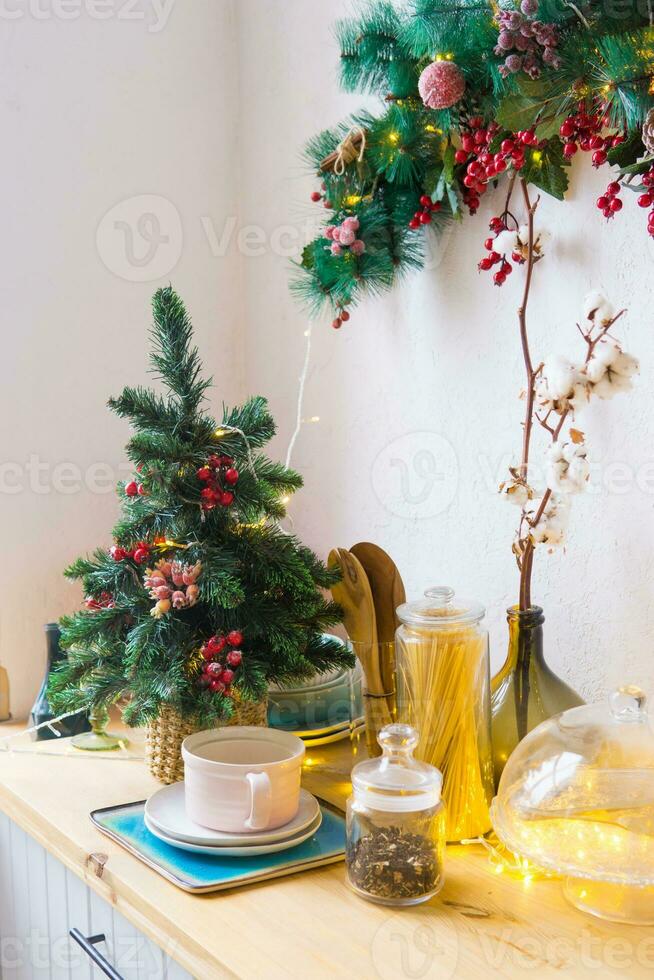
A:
[182,727,305,833]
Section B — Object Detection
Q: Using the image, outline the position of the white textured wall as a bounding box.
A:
[0,0,244,715]
[2,0,652,718]
[236,0,654,703]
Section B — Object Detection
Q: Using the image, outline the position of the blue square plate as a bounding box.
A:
[91,800,346,893]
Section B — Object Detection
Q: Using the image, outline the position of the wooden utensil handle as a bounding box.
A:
[363,692,395,757]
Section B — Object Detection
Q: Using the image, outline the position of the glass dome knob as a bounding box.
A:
[424,586,455,606]
[377,723,419,758]
[609,686,648,723]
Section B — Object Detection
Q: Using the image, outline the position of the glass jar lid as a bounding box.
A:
[491,686,654,884]
[351,724,443,812]
[396,586,486,629]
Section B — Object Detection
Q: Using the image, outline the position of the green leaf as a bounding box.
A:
[432,169,446,202]
[607,131,645,168]
[445,183,460,216]
[442,143,455,184]
[522,141,570,201]
[300,243,316,270]
[619,155,654,177]
[495,82,567,140]
[534,114,567,141]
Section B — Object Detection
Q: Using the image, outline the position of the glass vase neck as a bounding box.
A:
[507,605,545,629]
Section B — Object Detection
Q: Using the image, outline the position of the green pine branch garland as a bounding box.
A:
[49,287,351,728]
[295,0,654,319]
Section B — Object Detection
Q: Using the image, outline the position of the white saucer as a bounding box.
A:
[145,783,321,847]
[144,810,323,857]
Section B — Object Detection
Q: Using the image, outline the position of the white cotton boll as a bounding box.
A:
[586,339,619,382]
[544,356,577,398]
[530,495,571,547]
[592,372,632,400]
[586,341,639,399]
[535,355,582,412]
[501,481,531,507]
[583,290,614,325]
[494,229,518,255]
[613,349,639,380]
[546,441,589,494]
[517,224,530,245]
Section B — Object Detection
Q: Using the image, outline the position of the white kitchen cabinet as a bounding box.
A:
[0,813,192,980]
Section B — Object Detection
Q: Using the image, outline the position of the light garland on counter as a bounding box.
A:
[0,709,141,760]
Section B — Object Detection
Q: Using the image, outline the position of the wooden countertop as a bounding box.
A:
[0,722,650,979]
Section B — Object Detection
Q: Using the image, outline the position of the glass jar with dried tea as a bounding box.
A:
[346,724,445,907]
[395,586,494,842]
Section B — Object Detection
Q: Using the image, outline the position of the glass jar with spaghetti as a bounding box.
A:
[395,586,493,842]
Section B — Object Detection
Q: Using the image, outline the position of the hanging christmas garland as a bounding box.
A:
[293,0,654,326]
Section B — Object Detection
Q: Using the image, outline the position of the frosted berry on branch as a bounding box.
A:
[85,592,115,611]
[145,560,202,616]
[418,60,466,110]
[495,1,561,79]
[325,216,365,257]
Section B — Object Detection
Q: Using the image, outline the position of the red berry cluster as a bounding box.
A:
[310,182,333,210]
[456,118,539,215]
[559,109,624,164]
[85,591,115,610]
[197,455,239,511]
[596,180,623,219]
[637,166,654,237]
[110,541,152,565]
[477,217,525,286]
[198,630,244,696]
[408,195,442,229]
[598,165,654,236]
[332,307,351,329]
[125,480,147,497]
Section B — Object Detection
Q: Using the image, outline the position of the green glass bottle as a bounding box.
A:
[491,606,583,786]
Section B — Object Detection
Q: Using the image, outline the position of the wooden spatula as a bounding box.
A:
[350,542,406,698]
[350,542,406,641]
[328,548,392,753]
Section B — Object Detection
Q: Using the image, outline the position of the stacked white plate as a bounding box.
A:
[144,782,322,856]
[268,660,365,746]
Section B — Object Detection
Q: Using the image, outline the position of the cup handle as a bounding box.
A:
[245,771,272,831]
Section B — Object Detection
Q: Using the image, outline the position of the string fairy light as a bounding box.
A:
[285,323,314,470]
[0,709,142,761]
[460,834,554,883]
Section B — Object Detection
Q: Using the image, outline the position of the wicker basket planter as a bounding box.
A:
[145,698,269,784]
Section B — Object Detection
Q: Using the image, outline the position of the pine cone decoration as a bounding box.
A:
[642,108,654,156]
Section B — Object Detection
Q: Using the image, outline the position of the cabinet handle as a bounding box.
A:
[69,929,125,980]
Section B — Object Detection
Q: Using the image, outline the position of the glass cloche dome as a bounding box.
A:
[491,686,654,923]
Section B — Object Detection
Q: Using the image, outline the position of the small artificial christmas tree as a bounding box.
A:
[49,287,349,773]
